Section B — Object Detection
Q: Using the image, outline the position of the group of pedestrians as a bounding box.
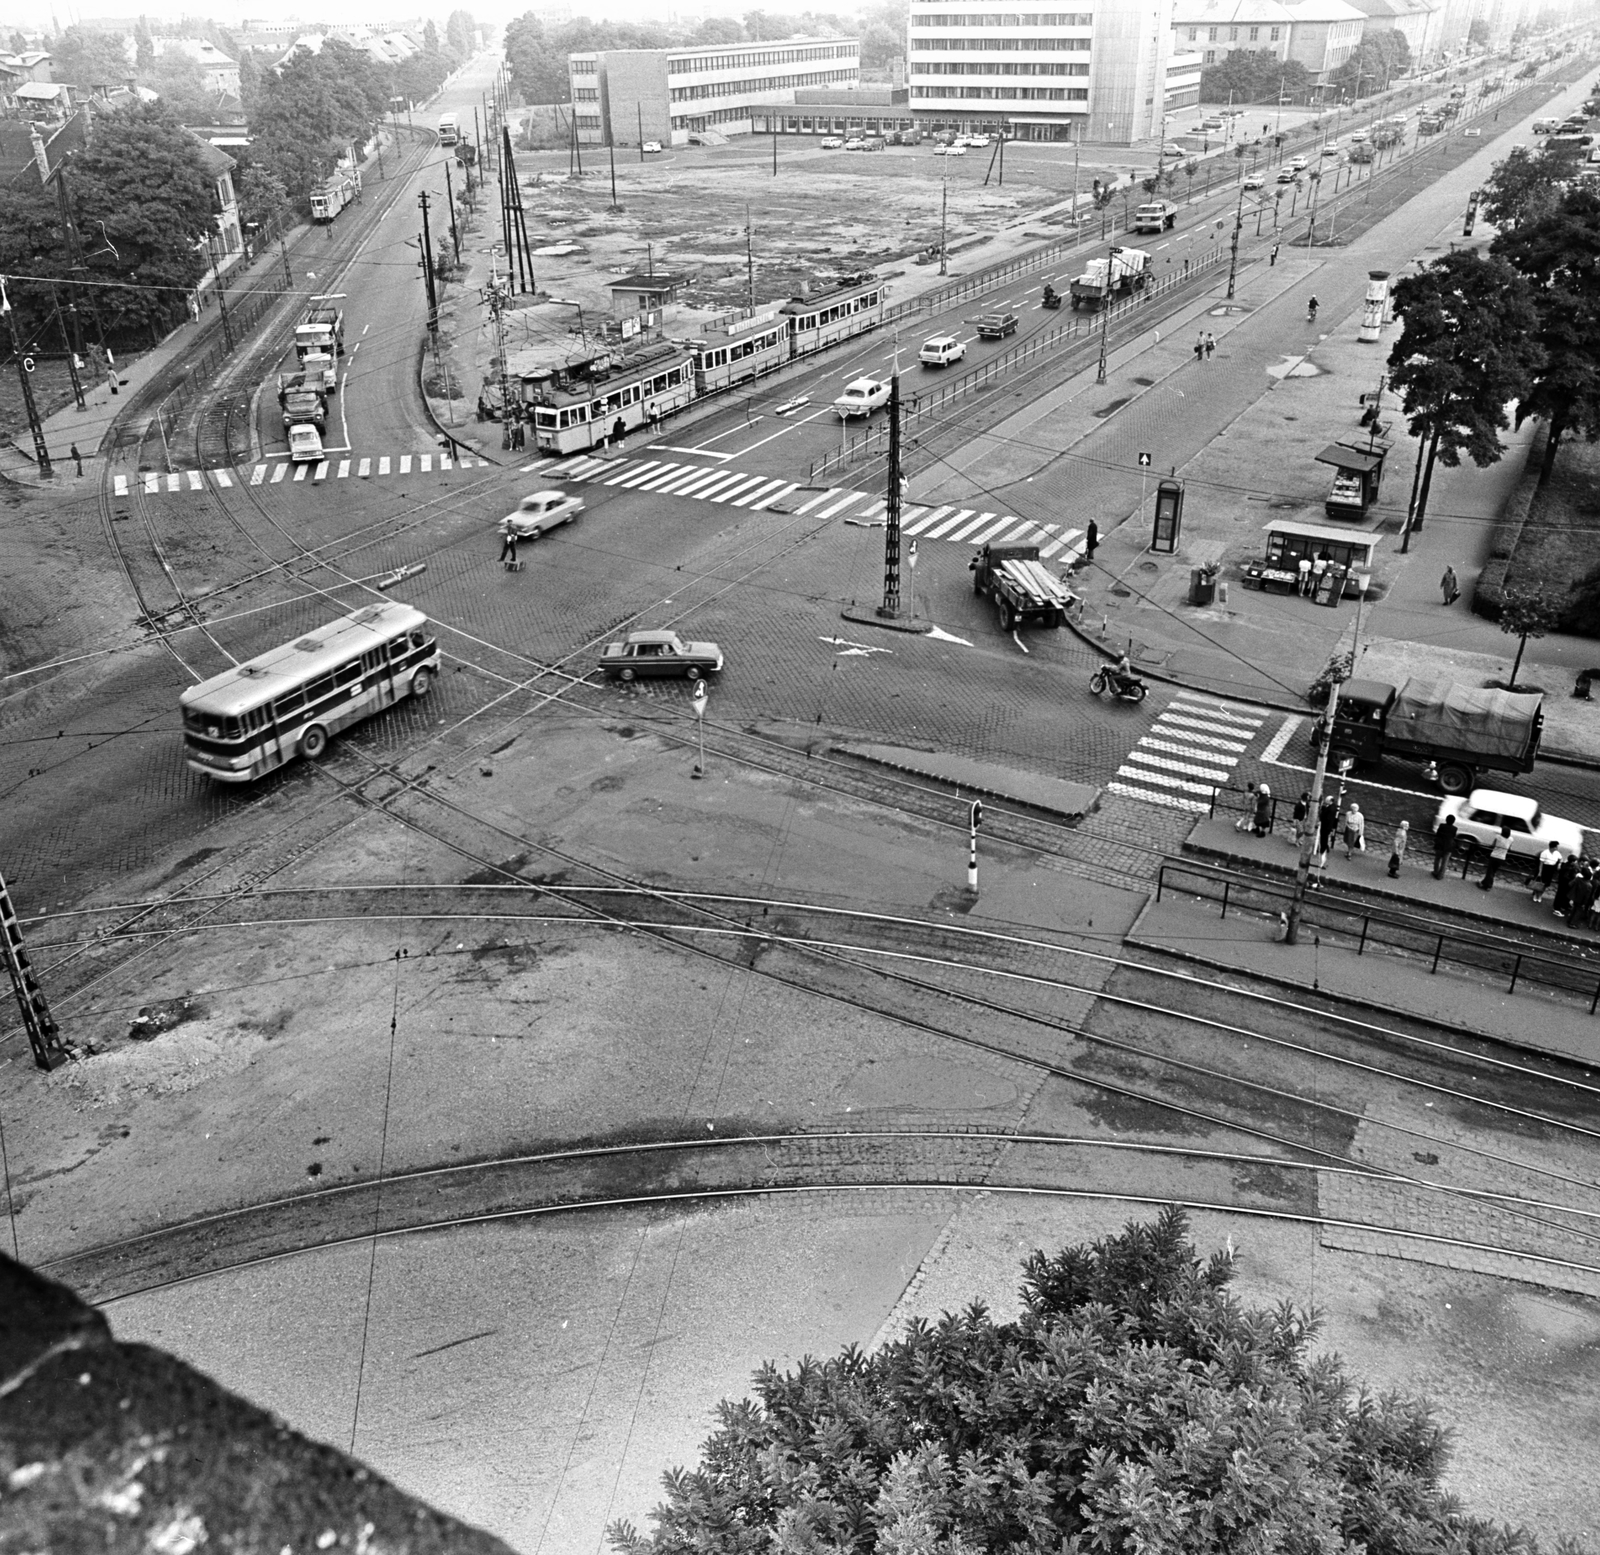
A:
[1193,332,1217,363]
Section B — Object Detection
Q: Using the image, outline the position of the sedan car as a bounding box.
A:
[1435,788,1586,862]
[600,630,724,681]
[1321,143,1343,157]
[1242,174,1266,189]
[499,488,584,540]
[933,144,967,156]
[843,137,865,150]
[1288,154,1310,170]
[834,377,892,418]
[1276,168,1300,183]
[1161,141,1187,156]
[820,137,845,149]
[641,140,663,153]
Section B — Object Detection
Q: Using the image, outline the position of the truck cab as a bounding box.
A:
[1132,201,1177,233]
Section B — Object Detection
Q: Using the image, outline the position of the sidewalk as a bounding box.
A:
[1,227,312,495]
[1128,812,1600,1066]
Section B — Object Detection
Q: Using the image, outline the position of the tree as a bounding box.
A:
[1387,251,1543,545]
[133,17,155,70]
[693,16,746,43]
[1329,34,1408,96]
[1500,586,1558,685]
[1200,48,1310,105]
[1480,144,1583,232]
[608,1209,1558,1555]
[1492,186,1600,485]
[859,21,902,71]
[140,49,216,123]
[1469,16,1490,45]
[51,24,132,88]
[1182,158,1199,203]
[236,164,291,247]
[445,9,477,56]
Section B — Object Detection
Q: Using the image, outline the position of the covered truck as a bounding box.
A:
[294,302,345,392]
[1314,675,1544,794]
[1069,247,1152,311]
[277,371,329,431]
[970,542,1077,632]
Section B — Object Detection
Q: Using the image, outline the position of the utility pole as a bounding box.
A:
[1284,679,1341,945]
[608,137,619,208]
[483,262,512,451]
[48,284,86,411]
[418,192,439,334]
[939,156,949,276]
[773,128,778,175]
[1096,243,1121,385]
[638,103,645,160]
[880,369,904,618]
[208,234,235,354]
[745,205,754,312]
[445,163,461,266]
[2,277,52,476]
[1226,182,1247,299]
[0,865,64,1070]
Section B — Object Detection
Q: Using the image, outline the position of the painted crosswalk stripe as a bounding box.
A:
[378,456,391,475]
[606,461,666,487]
[113,475,128,496]
[270,464,288,484]
[1114,764,1218,798]
[561,456,608,479]
[213,469,232,488]
[648,466,714,493]
[144,473,159,493]
[439,455,451,471]
[733,477,788,507]
[1139,735,1243,767]
[694,471,750,501]
[795,490,835,513]
[905,505,952,536]
[1039,529,1081,559]
[314,461,329,482]
[250,464,267,486]
[356,457,370,477]
[750,482,798,510]
[1107,781,1210,813]
[1150,719,1248,756]
[818,490,870,519]
[1260,714,1301,764]
[967,515,1019,545]
[711,474,771,503]
[186,470,202,491]
[338,459,352,479]
[1123,748,1234,784]
[666,468,729,498]
[1169,695,1264,727]
[632,463,694,490]
[400,455,412,474]
[856,497,888,522]
[293,463,308,481]
[945,512,997,542]
[419,454,432,472]
[921,507,969,539]
[1156,713,1251,747]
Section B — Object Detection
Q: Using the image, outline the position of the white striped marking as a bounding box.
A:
[378,456,391,475]
[733,477,788,507]
[967,515,1019,545]
[167,473,181,492]
[1157,712,1254,745]
[400,455,412,474]
[947,512,1000,543]
[1123,748,1234,783]
[1113,765,1218,798]
[632,463,693,491]
[1169,694,1265,727]
[270,464,288,484]
[358,457,372,477]
[817,490,870,519]
[186,470,202,491]
[665,468,729,498]
[420,454,433,472]
[250,464,267,486]
[113,475,128,496]
[1260,714,1301,764]
[1107,781,1210,813]
[293,463,308,481]
[213,469,232,488]
[143,473,159,494]
[606,461,665,487]
[711,474,772,504]
[440,455,451,471]
[338,459,352,479]
[314,461,329,482]
[1150,717,1249,754]
[750,482,798,510]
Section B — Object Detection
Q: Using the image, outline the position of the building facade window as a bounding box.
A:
[1269,25,1280,39]
[1203,49,1215,62]
[1248,25,1257,39]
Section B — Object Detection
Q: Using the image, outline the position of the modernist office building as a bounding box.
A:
[569,37,861,146]
[906,0,1179,143]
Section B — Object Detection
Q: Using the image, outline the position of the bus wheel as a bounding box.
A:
[301,724,329,759]
[410,667,433,698]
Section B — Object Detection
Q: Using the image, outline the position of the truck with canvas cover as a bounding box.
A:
[1069,247,1152,311]
[969,543,1077,632]
[1313,675,1544,793]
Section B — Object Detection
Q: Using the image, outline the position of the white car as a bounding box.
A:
[919,334,966,366]
[1161,141,1187,156]
[820,137,845,149]
[843,137,865,150]
[287,424,324,463]
[1434,788,1585,862]
[833,377,892,418]
[641,140,663,154]
[1243,174,1266,189]
[1289,154,1310,170]
[933,144,967,156]
[499,488,584,540]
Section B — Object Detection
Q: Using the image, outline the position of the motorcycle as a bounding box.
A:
[1042,283,1063,310]
[1089,666,1148,703]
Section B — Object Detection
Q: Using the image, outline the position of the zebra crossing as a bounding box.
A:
[110,451,496,497]
[1106,693,1267,815]
[522,455,1086,558]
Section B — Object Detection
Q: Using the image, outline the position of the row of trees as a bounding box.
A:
[608,1209,1561,1555]
[504,3,903,106]
[1200,31,1413,109]
[0,100,219,350]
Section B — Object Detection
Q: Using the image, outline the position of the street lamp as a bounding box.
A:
[1096,243,1122,384]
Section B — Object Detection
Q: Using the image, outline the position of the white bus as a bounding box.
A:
[437,112,460,146]
[180,602,440,782]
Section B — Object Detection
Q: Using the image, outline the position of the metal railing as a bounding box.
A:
[810,242,1227,482]
[1155,857,1600,1011]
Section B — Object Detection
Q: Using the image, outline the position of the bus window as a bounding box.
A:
[276,688,305,717]
[335,660,362,686]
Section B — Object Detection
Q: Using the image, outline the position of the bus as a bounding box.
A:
[437,112,460,146]
[180,603,439,782]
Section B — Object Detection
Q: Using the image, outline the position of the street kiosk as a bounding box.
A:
[1242,519,1379,599]
[1314,441,1389,521]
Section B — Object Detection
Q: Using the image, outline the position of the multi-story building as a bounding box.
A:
[747,82,916,138]
[1173,0,1364,82]
[906,0,1177,144]
[1343,0,1438,69]
[152,37,241,96]
[568,37,861,146]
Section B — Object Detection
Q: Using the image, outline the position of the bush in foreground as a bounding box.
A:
[609,1207,1566,1555]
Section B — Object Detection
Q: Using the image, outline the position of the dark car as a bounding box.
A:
[600,629,724,681]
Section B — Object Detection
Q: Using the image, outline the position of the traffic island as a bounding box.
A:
[838,602,935,635]
[834,741,1099,822]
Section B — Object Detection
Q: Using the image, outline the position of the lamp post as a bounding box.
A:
[1096,243,1122,384]
[1226,181,1248,298]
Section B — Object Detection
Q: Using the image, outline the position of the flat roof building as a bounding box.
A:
[748,82,915,137]
[1174,0,1366,81]
[569,36,861,146]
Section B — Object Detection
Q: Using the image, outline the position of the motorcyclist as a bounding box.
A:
[1113,653,1139,693]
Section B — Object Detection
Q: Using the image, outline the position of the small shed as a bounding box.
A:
[1313,440,1389,520]
[608,272,685,318]
[1257,518,1380,597]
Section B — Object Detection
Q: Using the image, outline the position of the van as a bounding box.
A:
[1533,117,1560,132]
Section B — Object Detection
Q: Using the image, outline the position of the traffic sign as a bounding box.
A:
[691,679,708,715]
[907,539,918,568]
[1137,451,1152,467]
[22,356,35,373]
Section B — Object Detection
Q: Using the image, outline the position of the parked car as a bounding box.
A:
[1434,788,1586,862]
[833,377,892,417]
[919,334,967,366]
[933,144,967,156]
[843,137,865,150]
[1349,129,1368,142]
[1161,141,1186,155]
[600,630,724,682]
[641,140,663,153]
[500,488,584,540]
[820,137,845,149]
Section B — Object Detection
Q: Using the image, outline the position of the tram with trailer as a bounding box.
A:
[779,273,886,356]
[526,340,697,456]
[180,603,439,782]
[691,311,790,395]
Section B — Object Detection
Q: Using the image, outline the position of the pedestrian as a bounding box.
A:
[1342,803,1365,860]
[1291,790,1310,832]
[513,418,526,451]
[1318,793,1341,855]
[70,442,82,476]
[1235,780,1257,833]
[1431,815,1457,879]
[1270,242,1280,266]
[612,416,627,445]
[1531,841,1563,904]
[1252,781,1274,838]
[1568,864,1595,928]
[1297,556,1312,595]
[498,525,519,567]
[476,395,488,422]
[1477,824,1512,890]
[1194,334,1205,364]
[1204,332,1216,358]
[1310,554,1328,596]
[1387,819,1409,878]
[1085,518,1099,560]
[1441,564,1459,605]
[1553,853,1580,917]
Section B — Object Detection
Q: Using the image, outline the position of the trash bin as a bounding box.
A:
[1189,567,1215,606]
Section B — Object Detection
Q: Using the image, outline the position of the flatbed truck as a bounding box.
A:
[970,543,1077,632]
